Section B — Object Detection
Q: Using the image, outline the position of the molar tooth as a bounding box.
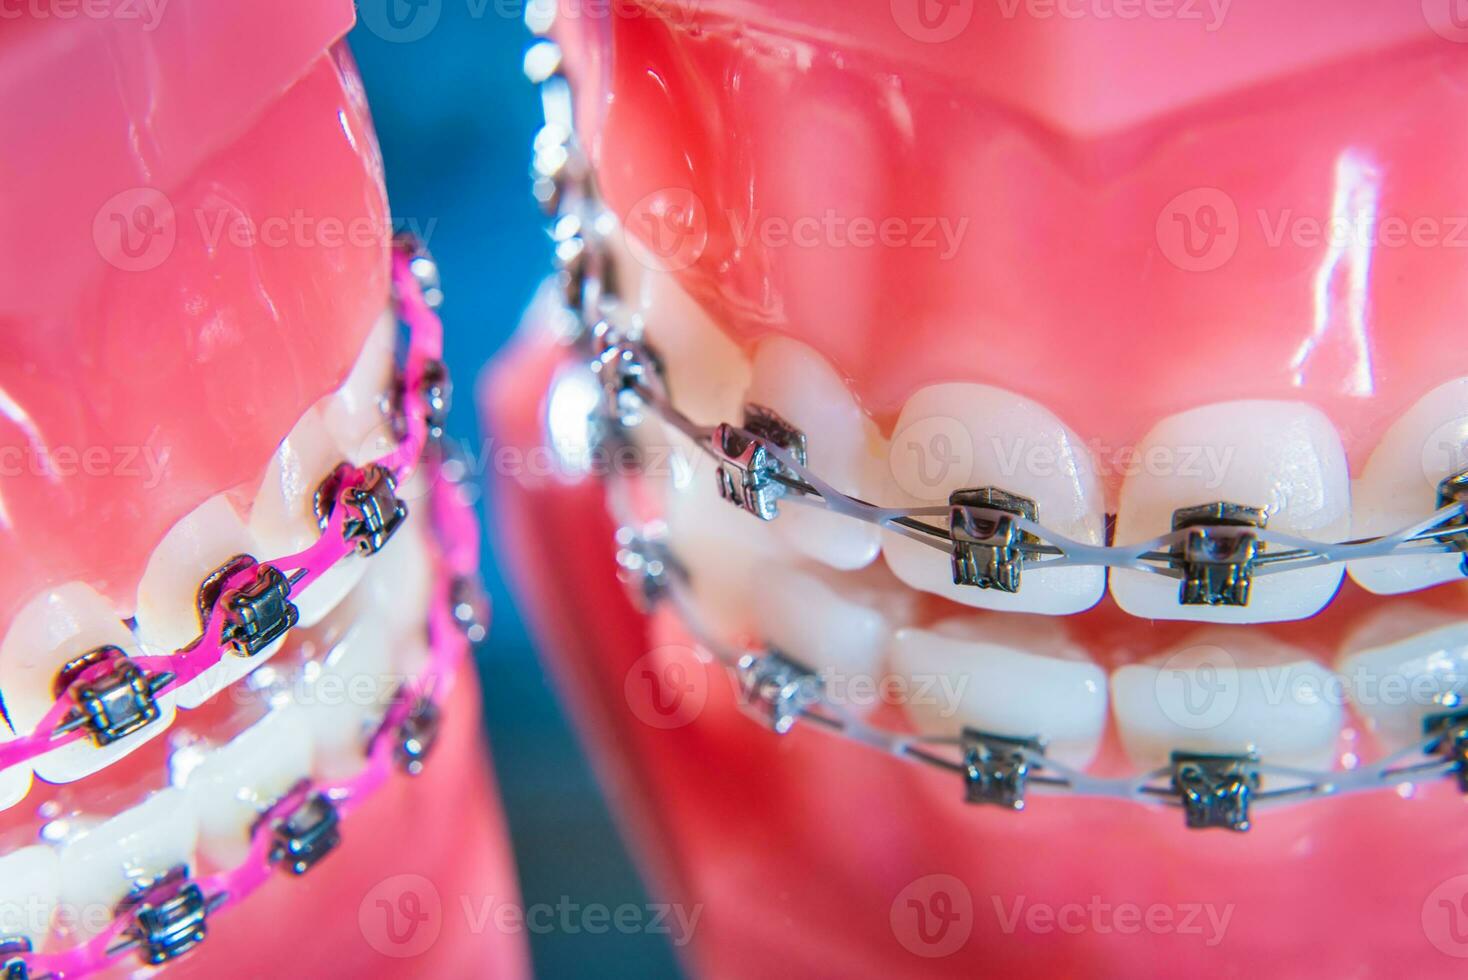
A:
[135,495,281,710]
[320,310,398,467]
[1110,400,1350,623]
[57,788,198,936]
[882,383,1107,615]
[1110,629,1342,771]
[1349,379,1468,595]
[0,845,59,948]
[889,616,1107,768]
[0,583,174,783]
[745,337,884,570]
[749,563,914,715]
[1337,605,1468,751]
[175,706,313,869]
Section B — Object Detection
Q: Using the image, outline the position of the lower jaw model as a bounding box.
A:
[484,4,1468,975]
[0,8,526,978]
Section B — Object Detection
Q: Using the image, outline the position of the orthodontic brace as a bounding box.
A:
[526,28,1468,831]
[51,647,174,747]
[197,557,302,659]
[0,240,488,979]
[524,31,1468,606]
[713,404,809,521]
[949,488,1041,593]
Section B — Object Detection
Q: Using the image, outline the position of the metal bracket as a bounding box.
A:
[0,938,29,980]
[450,575,491,645]
[614,526,683,612]
[216,561,299,658]
[392,231,443,310]
[393,696,443,776]
[52,646,172,747]
[1425,707,1468,792]
[591,320,665,429]
[342,465,409,556]
[1171,751,1260,831]
[713,404,808,521]
[961,729,1046,810]
[1436,469,1468,576]
[116,868,211,966]
[949,488,1040,593]
[1170,503,1268,607]
[735,650,818,735]
[418,357,452,438]
[269,790,342,876]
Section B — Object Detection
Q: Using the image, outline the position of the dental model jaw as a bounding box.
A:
[484,3,1468,975]
[0,7,525,978]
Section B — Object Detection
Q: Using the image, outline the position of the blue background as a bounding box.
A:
[349,7,683,978]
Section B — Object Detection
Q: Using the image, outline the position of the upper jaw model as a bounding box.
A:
[484,1,1468,976]
[0,5,525,978]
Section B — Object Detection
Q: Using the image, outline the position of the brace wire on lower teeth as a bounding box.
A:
[2,239,489,979]
[524,23,1468,832]
[612,518,1468,831]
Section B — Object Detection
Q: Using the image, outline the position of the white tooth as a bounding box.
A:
[1349,378,1468,595]
[349,514,432,642]
[663,425,793,643]
[302,622,394,781]
[320,310,398,466]
[0,584,174,783]
[58,788,198,933]
[882,383,1107,615]
[292,554,367,631]
[246,406,341,557]
[1111,629,1342,770]
[1337,604,1468,751]
[636,267,750,427]
[0,845,59,947]
[247,403,369,632]
[749,563,915,714]
[745,337,884,570]
[889,616,1107,768]
[135,495,281,710]
[0,725,32,812]
[176,707,313,869]
[1110,401,1350,623]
